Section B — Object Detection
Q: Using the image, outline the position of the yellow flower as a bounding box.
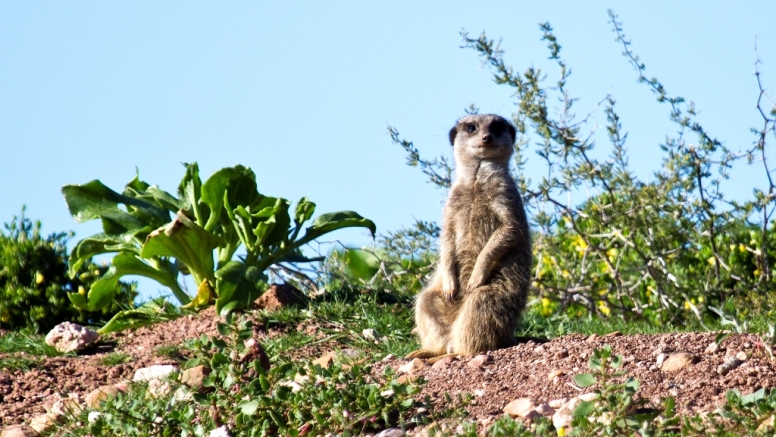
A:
[574,235,588,250]
[707,256,717,266]
[541,298,556,316]
[739,244,747,253]
[597,300,611,316]
[35,272,44,284]
[557,427,566,436]
[78,286,87,295]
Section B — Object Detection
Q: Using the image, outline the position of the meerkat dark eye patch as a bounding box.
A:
[490,120,507,136]
[465,124,477,134]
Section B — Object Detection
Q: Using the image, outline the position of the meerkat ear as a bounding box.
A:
[507,123,516,143]
[449,125,458,146]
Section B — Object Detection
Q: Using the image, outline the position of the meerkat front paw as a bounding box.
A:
[442,273,458,301]
[466,270,486,293]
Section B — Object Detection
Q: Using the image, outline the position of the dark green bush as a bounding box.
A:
[0,208,136,332]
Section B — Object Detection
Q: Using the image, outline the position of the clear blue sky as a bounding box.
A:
[1,2,774,299]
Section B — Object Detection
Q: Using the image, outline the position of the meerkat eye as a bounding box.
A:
[465,124,477,133]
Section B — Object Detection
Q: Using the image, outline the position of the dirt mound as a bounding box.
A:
[390,332,774,424]
[1,307,774,430]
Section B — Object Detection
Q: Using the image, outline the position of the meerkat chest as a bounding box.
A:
[448,183,501,249]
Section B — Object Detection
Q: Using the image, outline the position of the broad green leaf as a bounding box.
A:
[255,198,291,247]
[69,252,188,311]
[63,179,169,230]
[137,185,185,214]
[237,196,291,248]
[214,261,267,314]
[178,162,204,224]
[342,248,381,280]
[572,400,596,417]
[294,197,316,225]
[68,225,152,274]
[213,260,246,310]
[259,374,270,391]
[624,377,639,392]
[239,400,259,415]
[201,165,263,231]
[663,395,676,418]
[141,212,222,286]
[573,373,596,388]
[297,211,376,245]
[741,388,766,405]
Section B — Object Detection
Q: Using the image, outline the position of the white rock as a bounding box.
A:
[133,365,178,382]
[50,396,81,416]
[0,424,39,437]
[375,428,406,437]
[705,342,720,354]
[398,358,426,375]
[503,397,537,420]
[552,397,580,431]
[660,352,697,372]
[548,398,569,409]
[29,413,58,433]
[209,425,232,437]
[535,403,555,417]
[147,378,172,398]
[172,387,194,403]
[88,411,103,423]
[362,328,383,342]
[45,322,99,354]
[278,380,303,393]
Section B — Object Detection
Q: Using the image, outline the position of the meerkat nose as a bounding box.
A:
[482,134,492,143]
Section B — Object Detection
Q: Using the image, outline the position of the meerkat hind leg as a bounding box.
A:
[411,284,457,359]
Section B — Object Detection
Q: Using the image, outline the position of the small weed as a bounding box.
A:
[0,354,40,371]
[154,344,185,361]
[99,352,131,366]
[0,329,60,357]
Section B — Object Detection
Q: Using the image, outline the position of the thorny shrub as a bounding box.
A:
[391,11,776,326]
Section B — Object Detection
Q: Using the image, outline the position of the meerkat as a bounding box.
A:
[406,114,531,361]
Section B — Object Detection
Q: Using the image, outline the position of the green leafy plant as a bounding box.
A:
[63,163,376,316]
[0,208,135,332]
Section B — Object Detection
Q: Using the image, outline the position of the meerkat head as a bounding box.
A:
[449,114,516,164]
